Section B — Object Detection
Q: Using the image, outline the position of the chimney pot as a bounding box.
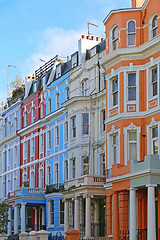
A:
[101,38,104,42]
[82,35,85,39]
[91,36,94,40]
[86,36,90,40]
[96,37,99,41]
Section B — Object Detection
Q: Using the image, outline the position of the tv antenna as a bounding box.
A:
[87,21,98,36]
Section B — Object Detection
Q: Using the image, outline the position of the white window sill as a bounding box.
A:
[109,105,118,111]
[149,95,158,101]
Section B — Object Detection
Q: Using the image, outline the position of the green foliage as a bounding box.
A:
[0,201,11,233]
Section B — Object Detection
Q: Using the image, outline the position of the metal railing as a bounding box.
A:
[45,183,64,194]
[35,55,59,79]
[137,228,147,240]
[120,230,129,240]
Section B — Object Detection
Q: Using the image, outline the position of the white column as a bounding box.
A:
[64,200,69,233]
[74,197,80,230]
[14,205,18,234]
[85,195,91,238]
[130,188,137,240]
[147,184,157,240]
[34,207,37,231]
[21,203,26,233]
[7,207,12,235]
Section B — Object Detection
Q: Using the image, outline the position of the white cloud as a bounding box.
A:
[21,27,86,76]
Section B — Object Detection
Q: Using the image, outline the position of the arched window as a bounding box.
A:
[65,87,69,101]
[48,99,51,114]
[112,26,118,50]
[152,15,158,38]
[127,20,136,46]
[56,93,59,109]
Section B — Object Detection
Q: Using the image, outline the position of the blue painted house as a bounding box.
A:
[44,59,74,236]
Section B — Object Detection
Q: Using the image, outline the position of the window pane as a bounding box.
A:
[128,88,136,101]
[129,131,137,141]
[152,16,158,28]
[113,146,117,164]
[153,139,158,155]
[113,79,118,91]
[113,135,117,144]
[128,34,136,46]
[113,92,118,105]
[128,73,136,86]
[129,143,137,160]
[128,21,135,33]
[113,26,118,40]
[153,28,158,37]
[152,127,158,138]
[152,68,157,82]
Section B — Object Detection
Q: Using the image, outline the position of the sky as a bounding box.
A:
[0,0,130,100]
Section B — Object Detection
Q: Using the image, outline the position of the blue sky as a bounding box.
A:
[0,0,130,100]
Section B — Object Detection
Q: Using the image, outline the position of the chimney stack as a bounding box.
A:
[131,0,145,8]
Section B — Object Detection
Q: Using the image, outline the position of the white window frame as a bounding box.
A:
[55,126,59,146]
[48,99,51,114]
[56,93,59,109]
[100,153,106,175]
[64,122,68,143]
[71,116,76,138]
[15,117,18,131]
[46,165,51,185]
[39,167,44,188]
[72,53,77,68]
[65,87,69,101]
[152,15,158,38]
[100,109,106,132]
[14,177,17,190]
[14,146,18,166]
[59,199,64,225]
[30,138,35,157]
[127,72,136,102]
[64,159,68,181]
[112,77,118,107]
[8,149,11,169]
[124,123,141,165]
[107,125,120,168]
[48,200,54,226]
[127,20,136,47]
[41,103,44,118]
[82,156,89,176]
[70,158,76,179]
[147,118,160,156]
[56,65,61,78]
[54,163,59,186]
[24,111,27,127]
[81,79,88,96]
[30,170,35,188]
[39,133,44,154]
[47,130,51,150]
[23,141,27,160]
[82,113,89,135]
[112,26,118,51]
[31,107,35,123]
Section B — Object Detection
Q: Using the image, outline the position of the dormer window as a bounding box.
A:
[112,26,118,50]
[33,82,37,93]
[127,20,136,46]
[42,76,46,87]
[90,46,96,57]
[152,15,158,38]
[56,64,61,78]
[71,53,78,68]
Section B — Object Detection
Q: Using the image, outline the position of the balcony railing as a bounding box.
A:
[15,187,45,196]
[45,183,64,194]
[64,175,106,190]
[35,55,58,79]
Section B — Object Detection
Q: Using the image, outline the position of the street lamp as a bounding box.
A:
[8,65,16,96]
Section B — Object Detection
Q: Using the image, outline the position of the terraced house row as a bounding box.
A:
[0,0,160,239]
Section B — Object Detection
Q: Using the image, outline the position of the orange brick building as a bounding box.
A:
[103,0,160,239]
